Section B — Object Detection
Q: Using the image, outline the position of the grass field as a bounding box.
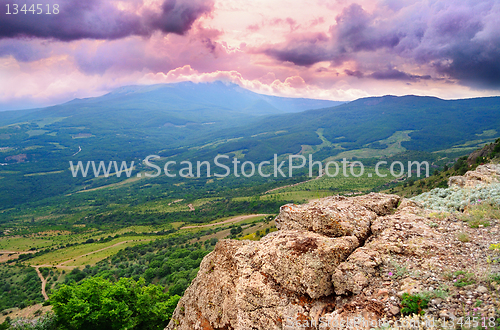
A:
[0,236,54,251]
[62,240,154,266]
[323,130,412,161]
[27,236,154,266]
[233,190,333,202]
[9,215,271,268]
[26,130,49,137]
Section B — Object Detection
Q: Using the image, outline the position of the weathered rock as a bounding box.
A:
[322,297,385,329]
[397,198,422,214]
[464,164,500,186]
[332,246,382,295]
[467,143,497,166]
[242,230,359,299]
[398,277,422,296]
[167,230,360,330]
[447,164,500,188]
[167,239,244,330]
[388,305,400,316]
[350,192,400,216]
[275,195,376,241]
[332,210,440,296]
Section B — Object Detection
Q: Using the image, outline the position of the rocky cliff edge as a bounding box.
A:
[167,176,500,329]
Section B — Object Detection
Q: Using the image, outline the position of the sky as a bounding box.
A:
[0,0,499,110]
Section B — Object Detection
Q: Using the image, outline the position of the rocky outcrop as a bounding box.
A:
[167,183,500,330]
[168,193,429,330]
[448,164,500,188]
[467,142,497,166]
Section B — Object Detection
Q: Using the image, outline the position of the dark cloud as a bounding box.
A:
[261,33,332,66]
[263,48,328,66]
[261,0,500,89]
[369,69,431,81]
[426,3,500,88]
[262,4,400,67]
[0,0,214,41]
[345,68,431,82]
[435,45,500,89]
[332,4,401,53]
[150,0,214,35]
[344,69,364,78]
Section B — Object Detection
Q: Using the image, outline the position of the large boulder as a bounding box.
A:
[275,196,376,241]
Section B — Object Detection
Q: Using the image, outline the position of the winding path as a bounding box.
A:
[34,267,49,301]
[72,146,82,156]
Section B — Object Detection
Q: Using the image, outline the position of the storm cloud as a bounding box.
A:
[261,0,500,89]
[262,33,332,66]
[0,0,214,41]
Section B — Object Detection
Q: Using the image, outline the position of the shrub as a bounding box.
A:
[400,293,429,316]
[452,271,475,287]
[412,183,500,212]
[8,314,57,330]
[461,202,500,227]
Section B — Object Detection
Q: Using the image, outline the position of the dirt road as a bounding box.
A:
[58,240,132,266]
[34,267,48,301]
[181,214,270,229]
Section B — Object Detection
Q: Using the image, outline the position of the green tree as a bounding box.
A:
[50,277,180,330]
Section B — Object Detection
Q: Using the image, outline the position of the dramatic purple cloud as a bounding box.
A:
[0,0,214,41]
[261,0,500,88]
[261,3,401,66]
[262,32,332,66]
[150,0,215,35]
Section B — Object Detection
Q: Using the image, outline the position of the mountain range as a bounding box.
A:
[1,81,500,208]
